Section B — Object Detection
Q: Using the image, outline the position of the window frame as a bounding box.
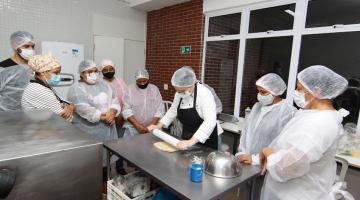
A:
[202,0,360,129]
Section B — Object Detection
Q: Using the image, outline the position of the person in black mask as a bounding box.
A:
[121,69,164,137]
[100,59,128,175]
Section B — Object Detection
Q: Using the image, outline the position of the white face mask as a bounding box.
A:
[178,91,192,98]
[293,90,309,108]
[86,72,98,84]
[19,48,35,60]
[257,93,274,106]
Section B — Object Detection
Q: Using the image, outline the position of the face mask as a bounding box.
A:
[86,73,98,84]
[19,49,35,60]
[48,74,61,87]
[257,93,274,106]
[137,83,149,89]
[103,71,115,79]
[178,91,192,98]
[293,90,309,108]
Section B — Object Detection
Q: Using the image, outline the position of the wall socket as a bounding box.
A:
[164,84,168,90]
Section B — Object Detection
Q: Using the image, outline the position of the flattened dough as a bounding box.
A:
[153,141,178,152]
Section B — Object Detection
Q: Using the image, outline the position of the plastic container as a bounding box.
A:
[188,157,204,183]
[107,171,155,200]
[107,179,156,200]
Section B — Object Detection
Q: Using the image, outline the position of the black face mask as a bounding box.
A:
[103,71,115,79]
[137,83,149,89]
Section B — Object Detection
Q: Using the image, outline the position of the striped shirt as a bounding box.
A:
[21,82,64,114]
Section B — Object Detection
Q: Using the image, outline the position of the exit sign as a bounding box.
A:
[180,46,191,54]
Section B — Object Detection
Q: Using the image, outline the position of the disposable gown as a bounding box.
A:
[0,65,31,111]
[122,84,164,137]
[261,109,349,200]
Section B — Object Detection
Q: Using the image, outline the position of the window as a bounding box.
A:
[204,40,240,114]
[249,4,295,33]
[306,0,360,28]
[208,13,242,37]
[299,32,360,124]
[240,37,293,116]
[203,0,360,127]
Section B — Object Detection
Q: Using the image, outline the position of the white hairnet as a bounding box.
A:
[0,65,31,111]
[79,60,97,73]
[135,69,149,80]
[256,73,287,96]
[10,31,34,50]
[171,66,196,87]
[99,59,114,71]
[298,65,348,99]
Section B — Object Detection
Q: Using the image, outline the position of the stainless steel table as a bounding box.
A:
[104,133,260,200]
[0,110,103,200]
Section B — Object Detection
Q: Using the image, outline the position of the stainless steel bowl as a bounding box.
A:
[204,151,241,178]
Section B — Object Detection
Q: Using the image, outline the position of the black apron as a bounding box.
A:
[177,83,218,150]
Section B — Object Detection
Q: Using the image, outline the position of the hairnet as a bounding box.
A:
[28,54,61,73]
[171,66,196,87]
[79,60,97,73]
[135,69,149,80]
[256,73,287,96]
[0,65,31,111]
[298,65,348,99]
[99,59,114,71]
[10,31,35,50]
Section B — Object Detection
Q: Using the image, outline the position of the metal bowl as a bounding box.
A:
[204,151,241,178]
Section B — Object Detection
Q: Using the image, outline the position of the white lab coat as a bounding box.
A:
[237,101,296,165]
[160,82,223,143]
[261,109,349,200]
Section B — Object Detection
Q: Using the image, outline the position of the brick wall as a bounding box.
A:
[146,0,204,101]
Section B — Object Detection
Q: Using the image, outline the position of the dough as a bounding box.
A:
[153,141,178,152]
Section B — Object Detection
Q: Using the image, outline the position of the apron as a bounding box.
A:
[177,83,218,150]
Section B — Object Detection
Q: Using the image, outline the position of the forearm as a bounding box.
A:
[127,115,142,128]
[150,117,160,125]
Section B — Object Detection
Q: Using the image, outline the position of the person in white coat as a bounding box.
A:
[236,73,296,200]
[148,66,223,150]
[260,65,349,200]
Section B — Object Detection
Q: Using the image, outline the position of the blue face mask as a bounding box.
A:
[48,74,61,86]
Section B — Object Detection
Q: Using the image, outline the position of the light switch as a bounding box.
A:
[164,84,168,90]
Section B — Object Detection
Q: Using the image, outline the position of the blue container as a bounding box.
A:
[190,163,203,183]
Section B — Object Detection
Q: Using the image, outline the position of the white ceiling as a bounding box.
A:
[122,0,191,12]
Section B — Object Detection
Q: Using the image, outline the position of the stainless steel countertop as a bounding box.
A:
[0,110,102,161]
[104,133,260,200]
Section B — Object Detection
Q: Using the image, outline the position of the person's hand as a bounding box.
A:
[103,110,117,125]
[136,124,149,134]
[147,123,163,132]
[260,147,274,175]
[239,154,252,165]
[115,116,124,127]
[60,104,75,120]
[176,138,198,150]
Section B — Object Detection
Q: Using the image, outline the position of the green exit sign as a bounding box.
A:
[180,46,191,54]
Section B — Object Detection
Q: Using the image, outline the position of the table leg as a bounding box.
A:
[107,150,111,180]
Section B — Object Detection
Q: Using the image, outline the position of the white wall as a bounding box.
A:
[0,0,146,60]
[203,0,275,13]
